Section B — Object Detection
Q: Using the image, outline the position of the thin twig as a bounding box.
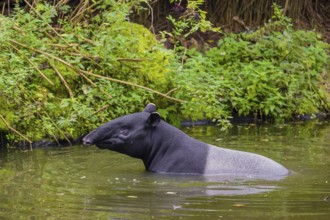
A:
[83,71,185,103]
[2,2,5,15]
[66,52,98,59]
[48,43,72,48]
[48,60,74,98]
[78,71,113,99]
[284,0,290,15]
[78,36,97,46]
[166,88,178,95]
[70,0,99,23]
[91,105,109,116]
[10,44,55,86]
[50,121,72,145]
[181,48,187,66]
[145,1,155,35]
[49,132,61,146]
[66,52,147,62]
[37,113,72,146]
[11,25,25,34]
[117,58,147,62]
[0,114,33,150]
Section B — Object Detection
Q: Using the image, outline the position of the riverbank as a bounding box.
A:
[0,1,329,145]
[1,113,329,151]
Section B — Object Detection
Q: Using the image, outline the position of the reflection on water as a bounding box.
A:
[0,121,330,219]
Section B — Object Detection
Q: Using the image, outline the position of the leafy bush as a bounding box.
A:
[0,2,328,145]
[0,1,177,143]
[173,4,329,124]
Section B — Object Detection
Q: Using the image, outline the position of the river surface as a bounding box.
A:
[0,121,330,219]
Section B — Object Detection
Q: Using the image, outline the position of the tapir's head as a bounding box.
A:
[82,103,161,159]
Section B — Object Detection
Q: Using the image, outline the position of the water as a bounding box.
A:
[0,121,329,219]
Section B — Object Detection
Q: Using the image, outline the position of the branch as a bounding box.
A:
[9,39,185,103]
[9,39,113,99]
[78,71,113,99]
[0,114,32,150]
[65,52,147,62]
[83,71,185,103]
[91,105,109,116]
[117,58,147,62]
[10,44,55,86]
[166,88,178,95]
[48,60,74,98]
[36,112,72,146]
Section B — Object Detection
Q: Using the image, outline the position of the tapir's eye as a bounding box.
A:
[120,127,129,136]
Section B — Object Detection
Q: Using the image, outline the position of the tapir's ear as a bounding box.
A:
[147,112,161,127]
[144,103,156,113]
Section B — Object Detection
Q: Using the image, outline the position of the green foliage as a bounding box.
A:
[167,0,219,37]
[173,4,329,123]
[162,0,220,57]
[0,1,176,143]
[0,2,328,144]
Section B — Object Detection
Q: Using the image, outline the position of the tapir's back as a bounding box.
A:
[203,144,289,176]
[147,120,289,176]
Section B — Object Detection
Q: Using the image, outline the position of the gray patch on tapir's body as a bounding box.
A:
[83,103,289,177]
[204,144,288,176]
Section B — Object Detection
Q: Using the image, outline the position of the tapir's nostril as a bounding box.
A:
[82,138,93,146]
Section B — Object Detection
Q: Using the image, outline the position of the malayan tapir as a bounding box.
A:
[83,103,289,177]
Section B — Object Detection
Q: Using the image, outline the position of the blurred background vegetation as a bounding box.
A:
[0,0,329,146]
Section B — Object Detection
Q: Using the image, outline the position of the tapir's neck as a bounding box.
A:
[142,120,208,173]
[142,121,182,168]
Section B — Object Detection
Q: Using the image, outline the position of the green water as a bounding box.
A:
[0,121,330,219]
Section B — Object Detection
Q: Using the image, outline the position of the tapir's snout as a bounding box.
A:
[82,136,93,146]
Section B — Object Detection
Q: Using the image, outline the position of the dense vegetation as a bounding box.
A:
[0,1,329,146]
[174,5,330,125]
